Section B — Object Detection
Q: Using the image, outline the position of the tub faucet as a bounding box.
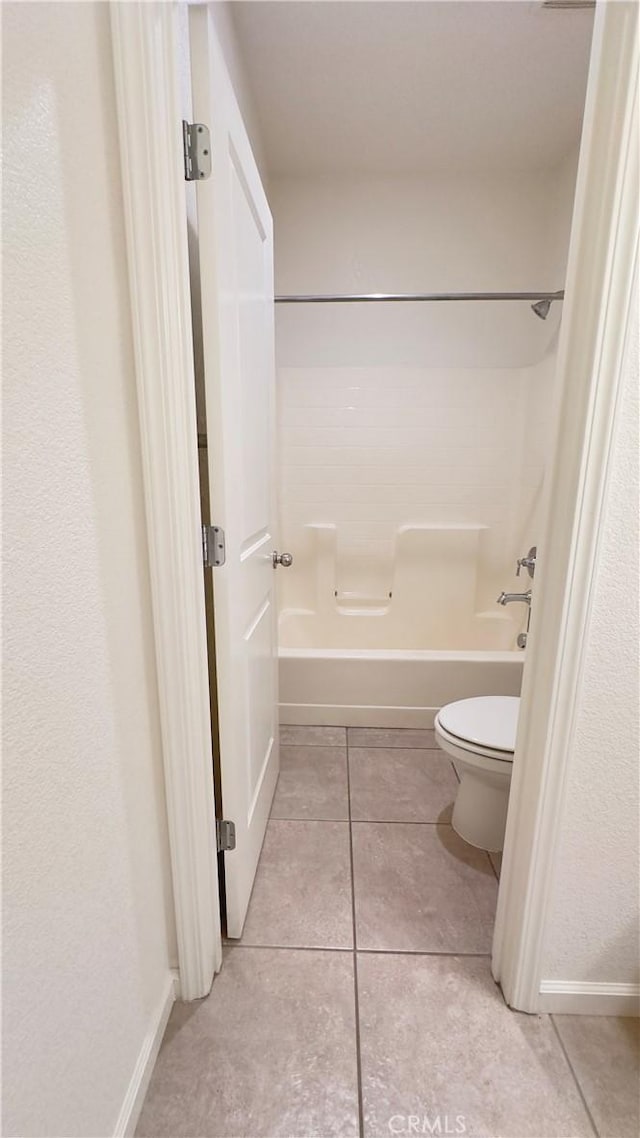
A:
[497,589,532,606]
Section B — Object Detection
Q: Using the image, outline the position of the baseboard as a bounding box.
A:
[113,970,179,1137]
[279,703,437,728]
[539,980,640,1016]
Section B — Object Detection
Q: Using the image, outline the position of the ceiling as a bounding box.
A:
[231,1,594,176]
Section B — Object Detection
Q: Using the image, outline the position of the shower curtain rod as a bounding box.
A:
[274,289,565,304]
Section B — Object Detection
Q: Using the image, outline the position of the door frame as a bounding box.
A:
[492,0,638,1012]
[111,1,222,1000]
[111,2,638,1008]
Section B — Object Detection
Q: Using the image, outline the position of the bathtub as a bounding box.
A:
[279,617,524,728]
[278,523,526,726]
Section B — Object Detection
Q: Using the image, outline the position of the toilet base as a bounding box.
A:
[451,763,510,852]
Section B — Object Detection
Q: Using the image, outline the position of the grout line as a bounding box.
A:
[357,948,491,959]
[349,744,441,753]
[224,942,491,959]
[280,734,441,753]
[281,743,347,751]
[269,817,350,824]
[349,747,442,753]
[279,731,347,745]
[225,942,353,953]
[271,817,454,826]
[350,819,454,827]
[550,1016,600,1138]
[483,851,497,881]
[346,736,366,1138]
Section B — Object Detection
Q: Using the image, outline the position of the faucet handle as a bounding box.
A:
[516,546,537,579]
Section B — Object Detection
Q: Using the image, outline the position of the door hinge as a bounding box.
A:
[182,120,212,181]
[202,524,225,568]
[216,819,236,853]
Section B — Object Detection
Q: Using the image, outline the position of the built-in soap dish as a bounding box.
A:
[334,591,391,616]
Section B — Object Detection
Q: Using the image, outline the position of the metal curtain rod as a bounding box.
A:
[274,290,565,304]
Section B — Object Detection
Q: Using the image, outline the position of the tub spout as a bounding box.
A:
[497,590,532,606]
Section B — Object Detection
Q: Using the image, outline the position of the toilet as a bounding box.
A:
[434,696,519,852]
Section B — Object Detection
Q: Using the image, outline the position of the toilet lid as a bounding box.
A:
[437,696,520,753]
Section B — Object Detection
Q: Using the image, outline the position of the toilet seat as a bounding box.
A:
[435,696,519,762]
[435,719,514,765]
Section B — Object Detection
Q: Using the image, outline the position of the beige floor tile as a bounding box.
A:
[349,747,457,822]
[489,850,502,878]
[240,820,353,948]
[136,947,359,1138]
[553,1014,640,1138]
[348,727,438,749]
[271,744,348,820]
[280,724,347,746]
[357,953,594,1138]
[352,822,497,952]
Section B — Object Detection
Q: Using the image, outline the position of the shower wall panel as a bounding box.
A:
[273,169,576,638]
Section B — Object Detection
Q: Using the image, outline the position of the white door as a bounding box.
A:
[190,5,280,937]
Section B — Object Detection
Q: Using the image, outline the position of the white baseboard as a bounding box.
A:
[279,703,437,728]
[113,970,179,1137]
[539,980,640,1016]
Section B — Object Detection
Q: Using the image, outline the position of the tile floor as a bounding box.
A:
[137,725,639,1138]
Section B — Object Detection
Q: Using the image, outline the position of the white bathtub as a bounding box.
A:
[279,622,524,728]
[278,523,526,726]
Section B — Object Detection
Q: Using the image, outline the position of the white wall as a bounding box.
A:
[273,172,563,297]
[3,4,175,1135]
[273,167,575,630]
[541,279,639,987]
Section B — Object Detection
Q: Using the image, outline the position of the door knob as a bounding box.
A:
[273,551,293,568]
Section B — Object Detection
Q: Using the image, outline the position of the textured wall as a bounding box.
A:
[3,4,175,1134]
[273,170,575,622]
[542,281,639,985]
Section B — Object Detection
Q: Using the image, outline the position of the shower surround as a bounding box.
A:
[273,169,577,723]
